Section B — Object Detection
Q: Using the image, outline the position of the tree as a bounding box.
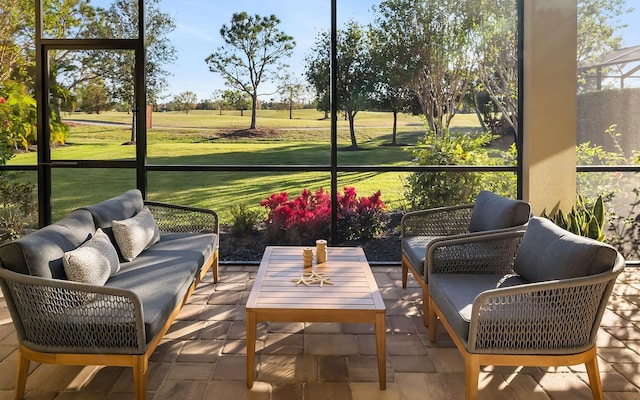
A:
[91,0,177,143]
[209,90,227,115]
[369,17,417,145]
[467,0,631,145]
[2,0,97,147]
[373,0,480,136]
[0,0,31,83]
[306,21,373,149]
[173,91,198,114]
[305,42,330,119]
[577,0,632,91]
[222,89,251,116]
[78,79,111,114]
[279,73,306,119]
[472,0,518,140]
[205,12,295,130]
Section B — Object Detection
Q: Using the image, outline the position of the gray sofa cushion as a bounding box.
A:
[82,189,145,261]
[514,217,619,282]
[468,191,531,232]
[429,273,527,342]
[402,236,438,277]
[0,209,96,278]
[83,189,145,228]
[105,232,217,343]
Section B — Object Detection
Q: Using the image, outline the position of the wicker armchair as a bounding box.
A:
[401,191,531,325]
[427,217,625,400]
[0,193,219,400]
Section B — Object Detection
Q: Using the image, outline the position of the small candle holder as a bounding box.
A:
[316,239,327,263]
[302,247,313,268]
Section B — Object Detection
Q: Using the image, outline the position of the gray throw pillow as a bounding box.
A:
[112,206,160,261]
[63,228,120,285]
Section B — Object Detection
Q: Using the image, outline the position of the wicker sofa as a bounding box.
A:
[0,189,219,400]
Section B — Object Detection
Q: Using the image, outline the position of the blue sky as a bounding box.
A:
[159,0,374,101]
[103,1,640,101]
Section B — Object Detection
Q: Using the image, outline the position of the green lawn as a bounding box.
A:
[10,110,485,223]
[65,108,432,129]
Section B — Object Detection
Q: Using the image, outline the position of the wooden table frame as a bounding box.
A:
[246,246,387,389]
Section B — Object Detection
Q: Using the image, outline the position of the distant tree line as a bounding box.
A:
[0,0,632,149]
[204,0,631,148]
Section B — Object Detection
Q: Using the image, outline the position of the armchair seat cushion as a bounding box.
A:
[105,232,217,343]
[430,273,527,342]
[402,236,438,276]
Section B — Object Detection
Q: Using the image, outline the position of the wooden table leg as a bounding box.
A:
[375,312,387,390]
[246,310,256,388]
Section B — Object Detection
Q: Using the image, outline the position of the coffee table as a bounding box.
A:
[246,246,387,389]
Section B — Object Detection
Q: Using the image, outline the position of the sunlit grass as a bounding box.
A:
[63,108,427,129]
[12,110,487,223]
[63,108,479,130]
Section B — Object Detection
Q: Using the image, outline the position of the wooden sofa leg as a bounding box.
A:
[421,283,430,326]
[401,260,408,289]
[465,354,480,400]
[15,351,29,400]
[585,354,604,400]
[133,356,148,400]
[428,298,437,342]
[212,251,219,283]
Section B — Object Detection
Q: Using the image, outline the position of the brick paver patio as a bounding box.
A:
[0,265,638,399]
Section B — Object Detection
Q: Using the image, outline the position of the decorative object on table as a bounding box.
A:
[316,239,327,263]
[303,247,313,267]
[291,270,333,287]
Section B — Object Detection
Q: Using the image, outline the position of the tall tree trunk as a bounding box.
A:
[348,113,358,149]
[470,89,489,133]
[289,101,293,119]
[130,111,136,143]
[391,110,398,145]
[250,93,257,129]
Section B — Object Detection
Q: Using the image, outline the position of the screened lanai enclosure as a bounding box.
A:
[2,0,639,262]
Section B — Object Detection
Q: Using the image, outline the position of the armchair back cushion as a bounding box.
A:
[0,209,96,279]
[468,191,531,232]
[514,216,619,282]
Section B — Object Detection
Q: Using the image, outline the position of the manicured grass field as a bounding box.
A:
[10,109,484,223]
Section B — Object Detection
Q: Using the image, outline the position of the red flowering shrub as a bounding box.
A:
[260,187,387,244]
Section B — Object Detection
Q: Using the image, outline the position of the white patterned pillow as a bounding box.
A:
[63,228,120,285]
[112,206,160,261]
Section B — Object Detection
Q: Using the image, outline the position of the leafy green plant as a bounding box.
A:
[541,194,606,241]
[404,129,500,209]
[0,173,37,240]
[608,187,640,259]
[0,80,68,150]
[0,81,37,151]
[230,203,263,238]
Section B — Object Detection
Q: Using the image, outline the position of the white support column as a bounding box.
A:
[522,0,578,215]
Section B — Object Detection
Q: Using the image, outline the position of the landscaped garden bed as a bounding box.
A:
[219,210,403,263]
